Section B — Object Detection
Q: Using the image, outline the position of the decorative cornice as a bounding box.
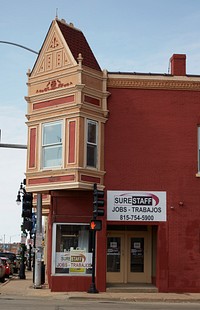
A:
[25,86,76,103]
[107,77,200,91]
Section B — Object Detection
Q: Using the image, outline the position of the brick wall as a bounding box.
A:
[105,87,200,292]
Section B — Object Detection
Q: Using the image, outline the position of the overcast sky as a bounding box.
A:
[1,0,200,243]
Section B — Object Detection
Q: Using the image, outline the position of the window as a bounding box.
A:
[42,121,62,168]
[86,120,98,168]
[52,224,92,275]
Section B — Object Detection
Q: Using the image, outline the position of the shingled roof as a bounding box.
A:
[57,19,101,72]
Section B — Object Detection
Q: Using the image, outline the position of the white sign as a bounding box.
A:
[107,191,166,222]
[55,250,92,271]
[36,233,43,247]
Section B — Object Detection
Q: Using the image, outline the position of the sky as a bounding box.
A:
[1,0,200,243]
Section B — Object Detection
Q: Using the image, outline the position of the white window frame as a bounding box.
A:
[86,119,98,168]
[41,120,63,169]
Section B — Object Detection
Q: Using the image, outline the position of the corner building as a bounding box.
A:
[25,18,200,292]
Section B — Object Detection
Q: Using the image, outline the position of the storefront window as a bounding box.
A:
[52,223,92,275]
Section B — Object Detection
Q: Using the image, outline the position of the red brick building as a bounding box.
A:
[25,18,200,292]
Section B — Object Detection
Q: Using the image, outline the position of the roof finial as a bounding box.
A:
[55,8,58,20]
[77,53,83,66]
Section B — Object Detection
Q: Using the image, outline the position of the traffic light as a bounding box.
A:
[22,193,33,231]
[90,219,102,231]
[22,193,33,218]
[93,183,104,218]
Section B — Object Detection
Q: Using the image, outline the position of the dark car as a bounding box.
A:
[0,258,6,282]
[0,252,18,273]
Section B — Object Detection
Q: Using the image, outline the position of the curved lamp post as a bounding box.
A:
[0,41,38,280]
[0,41,38,55]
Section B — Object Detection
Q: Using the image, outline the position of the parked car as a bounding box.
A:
[0,257,11,278]
[0,257,6,282]
[0,252,18,273]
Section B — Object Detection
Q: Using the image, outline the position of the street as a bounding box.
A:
[0,297,200,310]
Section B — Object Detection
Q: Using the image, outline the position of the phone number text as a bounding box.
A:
[120,215,154,221]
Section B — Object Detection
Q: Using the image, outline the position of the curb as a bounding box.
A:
[67,295,200,304]
[1,276,200,304]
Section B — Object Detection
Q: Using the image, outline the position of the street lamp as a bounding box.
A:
[16,180,27,279]
[0,128,27,150]
[0,40,42,286]
[0,42,37,150]
[0,41,38,55]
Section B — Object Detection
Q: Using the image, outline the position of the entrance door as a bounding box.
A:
[106,230,151,284]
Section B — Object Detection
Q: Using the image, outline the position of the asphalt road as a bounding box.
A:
[0,298,200,310]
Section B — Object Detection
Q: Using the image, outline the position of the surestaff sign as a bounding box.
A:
[107,191,166,222]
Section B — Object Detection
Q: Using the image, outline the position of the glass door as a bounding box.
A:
[127,232,151,283]
[106,233,125,283]
[107,230,151,284]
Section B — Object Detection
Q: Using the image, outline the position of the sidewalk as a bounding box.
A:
[1,271,200,303]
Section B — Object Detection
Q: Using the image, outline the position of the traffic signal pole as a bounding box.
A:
[88,183,104,294]
[34,193,42,289]
[88,229,98,293]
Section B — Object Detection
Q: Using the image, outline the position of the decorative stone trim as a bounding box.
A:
[108,78,200,91]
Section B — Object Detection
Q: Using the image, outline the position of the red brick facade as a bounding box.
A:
[105,85,200,292]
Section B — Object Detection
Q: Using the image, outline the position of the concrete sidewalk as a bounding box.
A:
[1,271,200,303]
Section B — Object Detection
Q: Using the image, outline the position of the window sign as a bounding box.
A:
[107,191,166,222]
[55,249,92,275]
